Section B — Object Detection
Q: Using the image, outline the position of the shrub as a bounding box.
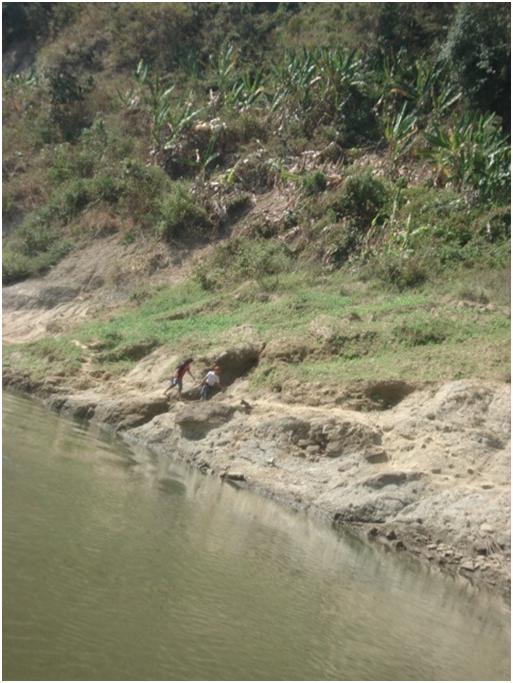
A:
[109,3,196,70]
[323,167,390,235]
[2,249,32,284]
[118,160,169,227]
[393,319,447,347]
[371,251,430,290]
[2,237,74,284]
[156,182,209,241]
[302,170,327,196]
[195,236,293,289]
[440,3,510,122]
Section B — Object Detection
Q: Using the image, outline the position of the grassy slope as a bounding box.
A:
[2,3,510,393]
[3,254,510,394]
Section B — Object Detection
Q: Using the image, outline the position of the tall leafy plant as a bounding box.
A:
[421,112,511,206]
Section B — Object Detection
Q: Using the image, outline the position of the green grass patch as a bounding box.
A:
[4,262,509,390]
[3,338,83,380]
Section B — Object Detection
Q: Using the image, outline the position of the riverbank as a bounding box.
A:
[3,358,511,600]
[2,235,511,601]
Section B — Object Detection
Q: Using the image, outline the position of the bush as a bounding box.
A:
[440,3,510,123]
[2,249,32,284]
[371,251,430,290]
[109,3,196,70]
[302,170,327,196]
[393,319,447,347]
[118,160,169,227]
[195,236,293,290]
[325,168,390,229]
[156,182,209,241]
[2,238,74,284]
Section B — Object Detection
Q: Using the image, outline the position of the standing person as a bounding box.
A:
[200,365,222,401]
[164,358,195,398]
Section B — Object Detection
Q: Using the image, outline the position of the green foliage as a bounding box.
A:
[327,168,390,229]
[44,68,95,142]
[2,249,32,283]
[374,3,449,54]
[440,3,511,123]
[393,318,447,347]
[370,252,430,290]
[384,102,418,158]
[302,170,327,196]
[209,43,239,91]
[3,233,74,284]
[195,236,293,290]
[421,112,511,205]
[2,3,55,47]
[2,1,510,290]
[227,69,266,110]
[108,3,196,70]
[156,182,209,241]
[268,46,376,142]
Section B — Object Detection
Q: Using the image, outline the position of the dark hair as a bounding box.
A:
[177,358,193,372]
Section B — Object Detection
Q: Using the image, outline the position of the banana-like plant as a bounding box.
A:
[131,60,202,161]
[209,43,238,92]
[133,59,176,157]
[227,69,266,110]
[421,112,510,205]
[3,69,41,114]
[374,52,460,129]
[391,60,461,123]
[163,102,202,152]
[384,103,419,159]
[269,49,318,116]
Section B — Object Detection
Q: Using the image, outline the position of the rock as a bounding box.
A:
[213,343,260,385]
[239,399,252,412]
[220,471,246,482]
[322,420,383,453]
[460,561,477,572]
[261,339,309,363]
[363,471,424,489]
[93,396,169,430]
[364,449,388,464]
[474,541,489,556]
[256,416,311,442]
[176,403,236,439]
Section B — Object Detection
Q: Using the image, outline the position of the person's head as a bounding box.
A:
[185,358,193,364]
[213,364,221,375]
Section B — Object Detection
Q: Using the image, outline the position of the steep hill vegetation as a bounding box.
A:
[2,2,511,390]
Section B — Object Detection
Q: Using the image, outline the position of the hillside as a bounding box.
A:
[2,3,511,596]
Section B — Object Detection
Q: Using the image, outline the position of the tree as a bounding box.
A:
[440,3,511,129]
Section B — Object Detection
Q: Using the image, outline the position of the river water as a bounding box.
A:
[2,391,511,681]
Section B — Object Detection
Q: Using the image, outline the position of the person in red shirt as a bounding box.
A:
[164,358,195,398]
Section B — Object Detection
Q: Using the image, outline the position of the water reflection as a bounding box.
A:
[3,391,510,681]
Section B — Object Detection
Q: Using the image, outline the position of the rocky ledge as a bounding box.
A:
[4,357,511,600]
